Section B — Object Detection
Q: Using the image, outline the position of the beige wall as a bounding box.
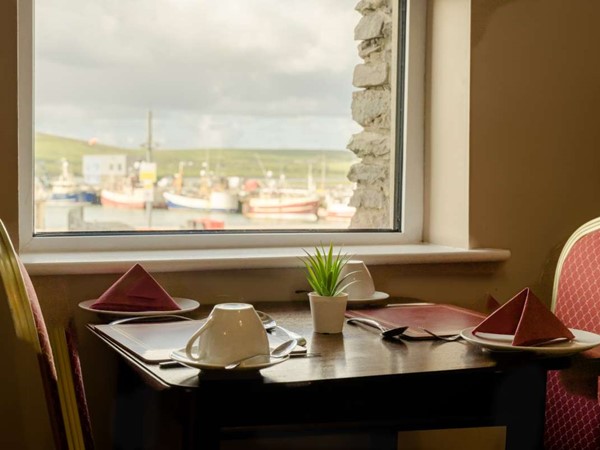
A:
[469,0,600,300]
[2,0,600,448]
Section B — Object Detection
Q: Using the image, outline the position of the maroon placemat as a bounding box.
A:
[345,304,486,339]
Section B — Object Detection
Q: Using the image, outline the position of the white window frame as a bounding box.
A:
[18,0,426,256]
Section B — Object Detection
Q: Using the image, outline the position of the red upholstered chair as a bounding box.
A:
[0,220,94,449]
[545,217,600,450]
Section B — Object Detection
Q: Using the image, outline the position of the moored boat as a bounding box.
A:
[100,188,147,209]
[163,191,239,212]
[319,187,356,221]
[50,159,98,203]
[241,188,320,220]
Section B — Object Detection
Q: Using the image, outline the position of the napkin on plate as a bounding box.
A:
[90,264,181,312]
[486,294,501,313]
[472,287,574,346]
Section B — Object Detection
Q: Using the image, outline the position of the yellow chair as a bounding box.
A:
[0,220,93,449]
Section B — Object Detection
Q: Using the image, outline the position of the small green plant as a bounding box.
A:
[301,243,353,297]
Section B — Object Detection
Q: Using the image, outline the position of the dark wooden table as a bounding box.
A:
[88,302,568,450]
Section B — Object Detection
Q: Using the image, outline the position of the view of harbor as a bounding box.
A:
[34,128,358,233]
[34,0,361,234]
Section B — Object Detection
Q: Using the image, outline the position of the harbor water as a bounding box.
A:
[37,202,351,233]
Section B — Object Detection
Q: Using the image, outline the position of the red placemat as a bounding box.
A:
[345,304,486,339]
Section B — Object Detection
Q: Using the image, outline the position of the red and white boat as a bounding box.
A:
[100,188,147,209]
[318,187,356,221]
[242,189,320,221]
[163,191,239,212]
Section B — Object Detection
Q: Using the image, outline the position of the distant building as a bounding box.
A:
[82,155,129,185]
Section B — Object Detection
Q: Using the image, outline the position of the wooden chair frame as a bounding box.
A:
[551,216,600,312]
[0,220,90,449]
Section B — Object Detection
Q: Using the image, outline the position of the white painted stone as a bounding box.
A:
[351,89,391,128]
[348,188,386,209]
[355,0,386,14]
[348,1,393,230]
[347,131,390,157]
[350,209,389,229]
[353,62,388,88]
[354,12,385,41]
[347,163,388,183]
[358,39,383,59]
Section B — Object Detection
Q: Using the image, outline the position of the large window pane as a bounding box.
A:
[34,0,396,234]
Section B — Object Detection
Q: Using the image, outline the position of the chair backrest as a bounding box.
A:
[544,216,600,450]
[0,220,93,450]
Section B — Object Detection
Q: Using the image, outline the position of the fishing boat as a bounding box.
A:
[319,186,356,221]
[50,159,98,203]
[100,111,156,210]
[163,191,239,212]
[100,187,147,209]
[239,166,320,221]
[162,162,240,212]
[241,188,320,221]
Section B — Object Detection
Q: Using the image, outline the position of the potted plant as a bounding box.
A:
[301,243,353,334]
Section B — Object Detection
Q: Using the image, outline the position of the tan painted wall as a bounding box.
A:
[469,0,600,301]
[2,0,600,448]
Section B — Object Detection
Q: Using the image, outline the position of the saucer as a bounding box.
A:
[78,297,200,316]
[346,291,390,306]
[170,349,289,371]
[460,327,600,355]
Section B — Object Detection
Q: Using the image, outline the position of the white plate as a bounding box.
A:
[460,327,600,355]
[347,291,390,305]
[169,349,289,371]
[78,297,200,316]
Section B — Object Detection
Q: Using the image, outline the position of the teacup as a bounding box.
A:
[185,302,269,365]
[340,260,376,300]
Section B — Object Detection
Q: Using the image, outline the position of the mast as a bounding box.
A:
[142,110,155,227]
[145,110,153,162]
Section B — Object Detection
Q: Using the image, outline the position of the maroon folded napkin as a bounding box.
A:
[486,294,501,313]
[90,264,181,312]
[473,287,574,346]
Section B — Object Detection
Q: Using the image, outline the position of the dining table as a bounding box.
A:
[87,301,575,450]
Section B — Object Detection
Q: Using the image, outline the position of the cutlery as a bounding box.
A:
[256,310,307,346]
[418,328,462,341]
[110,314,192,325]
[224,338,297,370]
[346,317,408,338]
[159,360,186,369]
[346,318,461,342]
[159,347,319,369]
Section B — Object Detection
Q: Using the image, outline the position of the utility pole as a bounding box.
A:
[145,110,153,162]
[141,110,156,228]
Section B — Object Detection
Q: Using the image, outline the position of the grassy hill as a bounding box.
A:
[35,133,358,188]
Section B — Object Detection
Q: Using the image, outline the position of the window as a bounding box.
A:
[20,0,424,253]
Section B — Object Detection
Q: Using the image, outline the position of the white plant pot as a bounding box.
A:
[308,292,349,334]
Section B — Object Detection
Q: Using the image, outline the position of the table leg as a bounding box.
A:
[494,364,547,450]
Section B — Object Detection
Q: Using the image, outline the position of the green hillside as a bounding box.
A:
[35,133,358,188]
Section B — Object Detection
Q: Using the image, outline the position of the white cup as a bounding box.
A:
[340,260,376,300]
[185,303,269,365]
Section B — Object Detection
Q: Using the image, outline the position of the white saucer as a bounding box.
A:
[169,349,289,371]
[460,327,600,355]
[347,291,390,305]
[78,297,200,316]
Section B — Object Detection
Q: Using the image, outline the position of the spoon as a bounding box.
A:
[346,317,409,338]
[256,310,307,346]
[224,338,298,370]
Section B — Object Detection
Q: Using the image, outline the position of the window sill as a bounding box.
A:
[21,244,510,276]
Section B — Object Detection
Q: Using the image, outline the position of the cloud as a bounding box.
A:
[34,0,362,148]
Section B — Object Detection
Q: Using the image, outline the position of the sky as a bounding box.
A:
[34,0,362,150]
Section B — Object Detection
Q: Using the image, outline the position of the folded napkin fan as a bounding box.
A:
[473,287,574,346]
[90,264,181,312]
